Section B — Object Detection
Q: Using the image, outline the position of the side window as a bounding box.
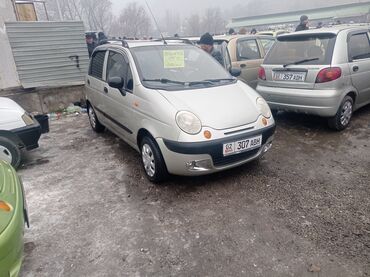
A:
[349,33,370,61]
[260,39,275,56]
[89,51,106,79]
[106,51,134,92]
[237,39,261,61]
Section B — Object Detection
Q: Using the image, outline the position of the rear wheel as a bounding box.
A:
[0,137,21,169]
[328,96,353,131]
[140,136,168,183]
[88,104,105,133]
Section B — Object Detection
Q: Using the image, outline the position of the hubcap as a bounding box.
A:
[340,101,353,126]
[0,145,12,164]
[89,107,97,129]
[142,144,156,177]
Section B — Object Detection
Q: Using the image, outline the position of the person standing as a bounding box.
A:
[85,33,96,57]
[199,33,224,67]
[295,15,309,31]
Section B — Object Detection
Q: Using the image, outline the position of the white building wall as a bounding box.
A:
[0,0,20,90]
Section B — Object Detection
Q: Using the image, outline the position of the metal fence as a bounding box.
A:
[5,21,89,88]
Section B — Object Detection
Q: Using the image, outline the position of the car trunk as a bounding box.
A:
[261,32,337,89]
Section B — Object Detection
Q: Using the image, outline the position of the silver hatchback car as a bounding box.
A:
[257,26,370,130]
[85,40,275,182]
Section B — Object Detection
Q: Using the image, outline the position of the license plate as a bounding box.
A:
[273,71,306,82]
[223,135,262,156]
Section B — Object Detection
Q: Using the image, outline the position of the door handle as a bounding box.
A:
[240,64,246,68]
[103,87,108,93]
[353,65,359,72]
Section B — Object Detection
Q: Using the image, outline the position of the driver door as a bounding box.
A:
[103,50,135,139]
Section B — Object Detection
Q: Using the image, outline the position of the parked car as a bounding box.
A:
[0,160,29,277]
[257,26,370,130]
[215,35,276,88]
[86,40,275,182]
[256,30,290,37]
[0,97,45,168]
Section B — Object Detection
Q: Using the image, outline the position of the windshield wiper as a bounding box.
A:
[283,58,319,68]
[142,78,185,85]
[204,78,236,82]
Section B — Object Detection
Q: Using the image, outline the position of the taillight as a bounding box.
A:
[258,67,266,80]
[315,67,342,83]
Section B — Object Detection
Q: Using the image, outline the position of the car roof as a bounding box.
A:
[95,39,194,51]
[278,25,370,38]
[214,34,276,41]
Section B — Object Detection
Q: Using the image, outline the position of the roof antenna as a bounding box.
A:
[145,0,167,45]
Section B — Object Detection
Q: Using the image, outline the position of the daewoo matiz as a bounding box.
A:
[86,39,275,182]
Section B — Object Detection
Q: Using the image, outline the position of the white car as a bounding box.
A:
[86,39,276,182]
[0,97,42,168]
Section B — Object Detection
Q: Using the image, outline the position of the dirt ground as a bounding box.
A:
[19,107,370,277]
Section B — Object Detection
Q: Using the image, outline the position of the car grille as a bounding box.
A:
[212,148,260,167]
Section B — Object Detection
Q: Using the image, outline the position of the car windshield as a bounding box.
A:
[264,33,336,65]
[130,45,235,90]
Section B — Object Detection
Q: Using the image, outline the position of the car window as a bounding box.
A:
[264,34,336,65]
[106,51,134,91]
[237,39,261,60]
[349,33,370,60]
[259,39,275,55]
[89,51,106,79]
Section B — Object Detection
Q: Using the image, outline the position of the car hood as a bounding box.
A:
[0,97,26,129]
[158,81,260,130]
[0,97,25,113]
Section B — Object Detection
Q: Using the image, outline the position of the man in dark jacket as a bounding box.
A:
[199,33,224,67]
[85,33,96,57]
[98,32,108,45]
[295,15,309,31]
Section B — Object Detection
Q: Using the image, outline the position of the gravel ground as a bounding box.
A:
[18,107,370,277]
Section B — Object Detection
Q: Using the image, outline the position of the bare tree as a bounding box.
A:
[184,14,201,36]
[112,2,151,38]
[201,7,224,35]
[161,10,181,37]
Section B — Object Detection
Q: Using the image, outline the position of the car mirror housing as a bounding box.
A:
[108,77,124,90]
[230,68,241,77]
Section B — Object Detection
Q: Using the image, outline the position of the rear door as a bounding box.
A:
[233,38,263,88]
[262,33,337,90]
[86,50,108,123]
[348,31,370,105]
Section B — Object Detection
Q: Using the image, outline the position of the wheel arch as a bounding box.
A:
[0,130,24,149]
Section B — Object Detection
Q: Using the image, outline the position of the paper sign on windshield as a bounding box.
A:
[163,50,185,68]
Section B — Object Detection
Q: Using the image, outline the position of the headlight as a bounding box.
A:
[256,97,272,118]
[22,113,34,125]
[176,111,202,135]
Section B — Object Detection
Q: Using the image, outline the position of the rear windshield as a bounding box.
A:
[264,34,336,65]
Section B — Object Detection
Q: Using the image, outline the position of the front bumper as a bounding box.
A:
[257,85,343,117]
[12,120,41,151]
[158,125,275,176]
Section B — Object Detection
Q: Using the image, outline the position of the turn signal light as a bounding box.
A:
[0,201,12,212]
[316,67,341,83]
[204,130,212,139]
[258,67,266,80]
[262,117,268,126]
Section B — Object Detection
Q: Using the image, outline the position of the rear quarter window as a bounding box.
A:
[89,51,106,79]
[264,34,336,65]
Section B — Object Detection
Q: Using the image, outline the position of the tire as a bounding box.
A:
[328,96,354,131]
[88,104,105,133]
[140,136,169,183]
[0,137,22,169]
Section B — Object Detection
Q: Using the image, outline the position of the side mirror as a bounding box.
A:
[108,77,124,90]
[230,68,241,77]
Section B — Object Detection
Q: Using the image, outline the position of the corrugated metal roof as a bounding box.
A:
[227,2,370,28]
[5,21,89,88]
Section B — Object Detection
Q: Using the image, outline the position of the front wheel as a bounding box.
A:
[140,136,168,183]
[0,137,22,169]
[328,96,353,131]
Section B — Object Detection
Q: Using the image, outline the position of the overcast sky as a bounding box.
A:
[111,0,365,18]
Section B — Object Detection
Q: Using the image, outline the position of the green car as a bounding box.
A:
[0,160,29,277]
